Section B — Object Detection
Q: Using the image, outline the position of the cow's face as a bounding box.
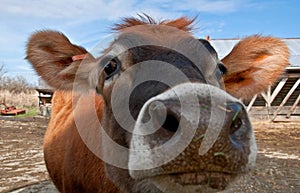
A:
[99,23,255,193]
[26,16,289,193]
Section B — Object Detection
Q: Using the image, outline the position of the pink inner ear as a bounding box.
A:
[72,54,88,61]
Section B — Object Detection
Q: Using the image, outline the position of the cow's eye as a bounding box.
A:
[216,62,227,80]
[104,58,121,80]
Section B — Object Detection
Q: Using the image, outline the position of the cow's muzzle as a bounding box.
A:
[129,83,257,190]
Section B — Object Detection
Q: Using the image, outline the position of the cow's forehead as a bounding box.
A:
[107,25,219,86]
[112,25,198,51]
[118,24,193,42]
[108,25,219,72]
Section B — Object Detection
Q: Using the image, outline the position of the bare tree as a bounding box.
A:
[0,65,33,93]
[0,64,6,90]
[0,64,6,77]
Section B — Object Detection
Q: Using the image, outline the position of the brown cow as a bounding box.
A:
[26,15,289,193]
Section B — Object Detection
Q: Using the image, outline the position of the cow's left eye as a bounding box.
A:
[104,58,121,80]
[216,62,227,80]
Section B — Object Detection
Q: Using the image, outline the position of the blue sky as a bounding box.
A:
[1,0,299,85]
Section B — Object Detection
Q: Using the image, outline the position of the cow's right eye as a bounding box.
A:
[216,62,227,80]
[104,58,121,80]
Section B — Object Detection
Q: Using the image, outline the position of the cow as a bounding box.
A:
[26,15,289,193]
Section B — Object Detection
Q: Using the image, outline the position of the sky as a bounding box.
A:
[0,0,299,85]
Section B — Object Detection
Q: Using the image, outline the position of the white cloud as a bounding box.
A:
[1,0,244,21]
[1,0,251,84]
[1,0,138,21]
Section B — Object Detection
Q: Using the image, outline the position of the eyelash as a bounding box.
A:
[103,58,121,80]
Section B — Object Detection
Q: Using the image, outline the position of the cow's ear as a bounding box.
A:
[222,35,289,99]
[26,31,103,92]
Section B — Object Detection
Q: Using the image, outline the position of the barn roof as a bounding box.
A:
[210,38,300,67]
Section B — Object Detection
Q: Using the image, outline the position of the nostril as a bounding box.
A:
[144,100,180,133]
[225,103,248,147]
[226,103,243,134]
[162,112,180,133]
[229,117,243,134]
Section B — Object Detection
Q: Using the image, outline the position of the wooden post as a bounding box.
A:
[286,94,300,118]
[246,94,257,112]
[261,86,272,119]
[270,78,288,103]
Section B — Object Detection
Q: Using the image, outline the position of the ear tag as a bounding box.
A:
[72,54,88,61]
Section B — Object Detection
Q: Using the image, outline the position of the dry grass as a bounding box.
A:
[0,70,39,109]
[0,89,38,109]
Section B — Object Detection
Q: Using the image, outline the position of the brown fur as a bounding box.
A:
[113,14,195,32]
[26,16,290,193]
[44,91,121,192]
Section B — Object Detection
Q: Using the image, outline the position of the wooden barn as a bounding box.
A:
[211,38,300,121]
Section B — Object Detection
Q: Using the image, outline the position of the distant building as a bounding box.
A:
[36,78,53,117]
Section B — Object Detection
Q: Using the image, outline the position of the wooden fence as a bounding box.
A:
[245,67,300,121]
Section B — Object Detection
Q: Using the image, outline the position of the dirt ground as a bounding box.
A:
[0,117,53,193]
[0,117,299,193]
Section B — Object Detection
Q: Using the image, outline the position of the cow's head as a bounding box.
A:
[26,16,289,192]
